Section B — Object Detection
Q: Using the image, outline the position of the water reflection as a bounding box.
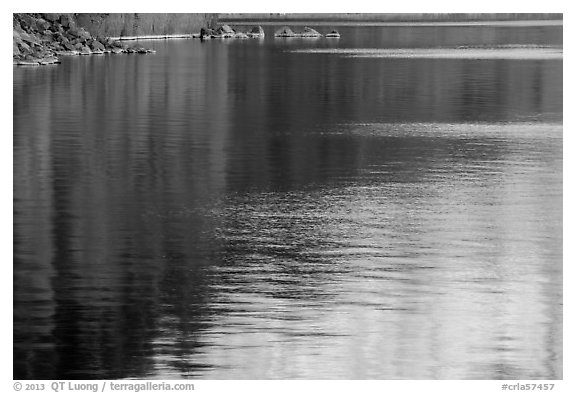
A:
[14,24,562,379]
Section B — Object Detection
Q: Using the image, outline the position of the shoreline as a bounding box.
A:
[110,33,200,41]
[14,13,563,66]
[13,13,159,66]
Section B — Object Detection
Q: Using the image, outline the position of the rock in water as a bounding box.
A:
[299,27,322,37]
[248,25,265,38]
[215,24,235,38]
[274,26,296,37]
[326,30,341,38]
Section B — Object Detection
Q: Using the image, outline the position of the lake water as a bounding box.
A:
[13,23,562,380]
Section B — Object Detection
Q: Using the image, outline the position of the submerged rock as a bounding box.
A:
[38,57,60,65]
[14,59,41,66]
[15,55,60,66]
[55,50,80,56]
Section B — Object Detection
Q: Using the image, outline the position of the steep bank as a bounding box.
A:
[13,13,215,66]
[13,13,158,66]
[74,13,216,38]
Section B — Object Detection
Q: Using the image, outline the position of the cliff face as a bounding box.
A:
[13,13,215,65]
[74,13,216,37]
[13,13,162,66]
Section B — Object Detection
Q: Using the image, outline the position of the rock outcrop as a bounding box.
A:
[247,25,265,38]
[299,27,322,37]
[74,13,215,38]
[325,30,341,38]
[274,26,322,38]
[13,13,155,66]
[200,25,265,40]
[274,26,296,37]
[215,24,235,38]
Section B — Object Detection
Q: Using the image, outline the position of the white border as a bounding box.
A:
[5,3,570,393]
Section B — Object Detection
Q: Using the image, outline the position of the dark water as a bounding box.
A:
[13,24,562,379]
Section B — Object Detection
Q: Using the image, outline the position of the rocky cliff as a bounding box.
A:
[13,13,214,66]
[74,13,216,38]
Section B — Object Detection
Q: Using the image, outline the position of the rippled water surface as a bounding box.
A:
[13,23,562,379]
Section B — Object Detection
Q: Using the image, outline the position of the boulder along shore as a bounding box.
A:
[13,13,156,66]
